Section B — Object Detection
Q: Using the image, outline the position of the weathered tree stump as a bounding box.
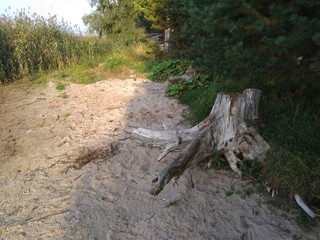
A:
[133,88,270,195]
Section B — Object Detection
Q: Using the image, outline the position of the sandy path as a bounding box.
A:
[0,78,318,240]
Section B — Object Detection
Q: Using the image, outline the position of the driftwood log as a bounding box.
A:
[133,88,270,195]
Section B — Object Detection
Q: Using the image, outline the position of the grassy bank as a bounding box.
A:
[0,9,111,83]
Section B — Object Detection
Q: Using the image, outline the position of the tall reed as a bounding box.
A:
[0,9,111,83]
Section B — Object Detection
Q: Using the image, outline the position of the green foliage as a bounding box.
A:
[59,92,68,99]
[147,59,188,81]
[73,73,101,84]
[55,61,101,84]
[134,0,167,31]
[225,190,234,197]
[263,146,320,200]
[166,82,185,97]
[295,212,318,232]
[166,76,200,98]
[210,153,228,170]
[225,186,242,197]
[55,82,66,91]
[102,43,156,77]
[240,159,264,181]
[259,94,320,203]
[63,113,71,118]
[0,9,111,84]
[178,80,237,123]
[48,42,155,85]
[179,0,320,105]
[164,200,179,208]
[84,0,146,45]
[104,57,129,69]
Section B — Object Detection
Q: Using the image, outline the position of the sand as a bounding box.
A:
[0,78,319,240]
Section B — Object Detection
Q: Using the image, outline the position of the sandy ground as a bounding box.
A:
[0,78,319,240]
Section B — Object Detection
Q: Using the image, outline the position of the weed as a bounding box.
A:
[63,113,71,118]
[102,44,155,78]
[104,57,129,69]
[24,72,50,86]
[240,159,264,181]
[210,153,228,170]
[243,187,255,197]
[292,234,303,240]
[147,59,189,82]
[166,82,185,98]
[225,185,238,197]
[55,71,69,78]
[164,200,179,208]
[165,76,201,98]
[73,73,100,84]
[225,190,234,197]
[59,93,68,99]
[295,212,318,232]
[55,82,65,91]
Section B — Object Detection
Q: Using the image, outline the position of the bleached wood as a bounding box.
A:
[133,88,270,195]
[294,194,316,218]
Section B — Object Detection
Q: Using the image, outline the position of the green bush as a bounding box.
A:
[181,0,320,105]
[166,76,200,98]
[147,59,189,81]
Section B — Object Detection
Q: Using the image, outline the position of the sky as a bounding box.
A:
[0,0,93,31]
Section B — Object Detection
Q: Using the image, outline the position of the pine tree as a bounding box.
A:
[179,0,320,103]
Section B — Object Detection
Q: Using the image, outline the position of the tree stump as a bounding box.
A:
[133,88,270,195]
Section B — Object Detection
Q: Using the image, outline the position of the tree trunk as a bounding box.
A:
[133,88,270,195]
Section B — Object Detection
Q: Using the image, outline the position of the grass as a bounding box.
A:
[0,9,111,84]
[55,82,66,90]
[102,43,155,78]
[164,200,179,208]
[44,43,155,85]
[225,186,252,198]
[225,190,235,197]
[147,59,189,81]
[176,79,238,124]
[64,113,71,118]
[0,7,153,86]
[59,93,68,99]
[295,212,318,232]
[210,153,229,170]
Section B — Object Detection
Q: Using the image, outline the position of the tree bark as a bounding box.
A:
[133,88,270,195]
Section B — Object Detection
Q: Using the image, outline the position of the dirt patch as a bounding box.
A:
[0,78,318,239]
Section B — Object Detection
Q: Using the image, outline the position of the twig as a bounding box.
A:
[28,209,71,222]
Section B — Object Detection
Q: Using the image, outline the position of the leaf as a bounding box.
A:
[312,32,320,46]
[274,36,288,46]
